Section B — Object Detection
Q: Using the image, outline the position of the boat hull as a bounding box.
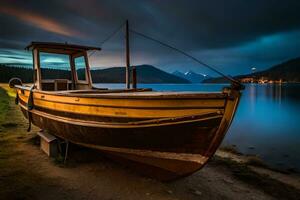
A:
[16,87,241,180]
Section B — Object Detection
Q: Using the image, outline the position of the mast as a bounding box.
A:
[125,20,130,89]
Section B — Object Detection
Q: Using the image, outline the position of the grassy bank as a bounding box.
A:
[0,86,9,128]
[0,85,68,200]
[0,85,36,199]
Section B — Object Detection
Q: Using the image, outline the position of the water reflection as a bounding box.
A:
[95,83,300,172]
[224,84,300,172]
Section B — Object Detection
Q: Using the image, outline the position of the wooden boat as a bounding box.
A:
[9,24,244,181]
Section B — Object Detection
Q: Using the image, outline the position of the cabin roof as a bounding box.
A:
[25,42,101,54]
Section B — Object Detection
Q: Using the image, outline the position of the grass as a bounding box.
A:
[0,85,77,200]
[0,85,50,199]
[0,84,17,98]
[0,86,10,128]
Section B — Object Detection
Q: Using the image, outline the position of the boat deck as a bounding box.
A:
[16,85,228,99]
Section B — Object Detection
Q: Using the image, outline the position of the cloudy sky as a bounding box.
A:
[0,0,300,76]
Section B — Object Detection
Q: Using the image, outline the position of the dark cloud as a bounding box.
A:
[0,0,300,75]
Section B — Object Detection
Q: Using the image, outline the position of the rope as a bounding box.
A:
[100,21,126,46]
[88,21,126,58]
[88,50,97,58]
[130,29,242,86]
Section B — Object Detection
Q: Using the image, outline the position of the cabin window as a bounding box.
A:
[39,52,72,91]
[74,56,87,81]
[39,52,72,80]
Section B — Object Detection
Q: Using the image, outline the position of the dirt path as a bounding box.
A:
[0,85,299,200]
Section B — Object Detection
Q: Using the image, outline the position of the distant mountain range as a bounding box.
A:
[203,57,300,83]
[250,57,300,82]
[1,57,299,84]
[0,64,189,83]
[172,70,209,83]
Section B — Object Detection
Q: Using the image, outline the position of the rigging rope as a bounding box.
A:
[88,21,243,88]
[99,21,126,46]
[88,21,126,58]
[130,29,242,86]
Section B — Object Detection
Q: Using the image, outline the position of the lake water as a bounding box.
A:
[95,83,300,172]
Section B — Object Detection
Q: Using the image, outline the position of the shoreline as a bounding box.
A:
[217,146,300,190]
[219,145,299,174]
[0,84,299,200]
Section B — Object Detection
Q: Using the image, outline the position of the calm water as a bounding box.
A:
[95,83,300,172]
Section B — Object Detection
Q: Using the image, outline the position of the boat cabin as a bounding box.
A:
[25,42,101,91]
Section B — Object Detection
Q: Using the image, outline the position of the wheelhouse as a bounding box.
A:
[25,42,101,91]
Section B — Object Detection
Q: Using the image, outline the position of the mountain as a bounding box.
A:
[0,64,190,83]
[202,76,230,83]
[250,57,300,82]
[172,70,208,83]
[203,57,300,83]
[91,65,189,83]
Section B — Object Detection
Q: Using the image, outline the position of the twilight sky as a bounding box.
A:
[0,0,300,76]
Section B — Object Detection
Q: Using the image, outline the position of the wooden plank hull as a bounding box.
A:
[16,87,241,181]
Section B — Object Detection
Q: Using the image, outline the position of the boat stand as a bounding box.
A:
[37,130,58,157]
[64,140,69,164]
[57,139,70,164]
[37,130,70,163]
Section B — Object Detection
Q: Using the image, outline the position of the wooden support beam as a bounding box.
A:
[125,20,131,89]
[132,66,137,89]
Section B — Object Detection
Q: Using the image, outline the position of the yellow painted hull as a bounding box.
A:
[16,86,241,180]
